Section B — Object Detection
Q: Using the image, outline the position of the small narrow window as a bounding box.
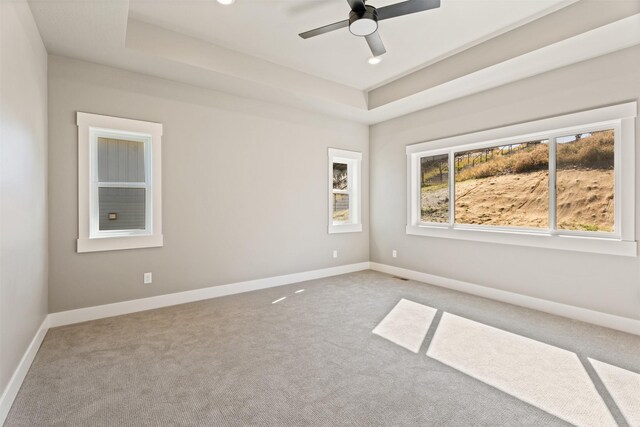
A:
[77,112,163,253]
[94,134,150,235]
[328,148,362,234]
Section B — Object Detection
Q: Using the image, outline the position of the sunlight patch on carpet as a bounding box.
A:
[372,299,436,353]
[590,358,640,427]
[427,313,616,427]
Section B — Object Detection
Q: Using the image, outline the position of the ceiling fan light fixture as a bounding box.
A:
[217,0,235,5]
[368,56,382,65]
[349,6,378,37]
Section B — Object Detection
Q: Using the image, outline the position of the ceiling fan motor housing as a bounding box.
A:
[349,5,379,37]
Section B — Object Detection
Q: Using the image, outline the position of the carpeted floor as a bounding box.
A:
[5,270,640,426]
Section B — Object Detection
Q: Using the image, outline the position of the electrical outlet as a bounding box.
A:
[392,250,397,258]
[333,250,338,258]
[143,272,152,284]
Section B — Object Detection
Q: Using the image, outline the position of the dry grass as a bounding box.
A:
[557,130,614,169]
[453,130,613,182]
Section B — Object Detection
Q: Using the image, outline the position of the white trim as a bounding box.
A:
[77,112,163,253]
[406,103,637,256]
[406,225,637,257]
[77,234,164,253]
[368,14,640,123]
[89,129,152,240]
[328,148,363,234]
[48,262,370,327]
[406,103,636,155]
[0,317,49,426]
[3,260,639,427]
[370,263,640,336]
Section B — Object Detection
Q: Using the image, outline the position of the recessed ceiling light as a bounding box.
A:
[217,0,235,4]
[368,56,382,65]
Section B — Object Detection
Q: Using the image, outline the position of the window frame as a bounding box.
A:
[77,112,163,253]
[328,148,362,234]
[406,102,637,257]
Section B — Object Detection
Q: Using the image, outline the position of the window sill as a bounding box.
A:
[329,224,363,234]
[77,234,163,253]
[406,225,636,257]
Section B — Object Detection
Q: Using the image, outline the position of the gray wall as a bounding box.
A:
[0,0,49,396]
[370,45,640,321]
[48,56,369,313]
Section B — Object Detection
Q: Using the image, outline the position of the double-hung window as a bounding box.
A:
[406,103,637,256]
[328,148,362,233]
[77,112,163,253]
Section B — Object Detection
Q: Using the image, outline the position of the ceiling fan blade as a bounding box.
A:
[347,0,367,12]
[377,0,440,21]
[299,20,349,39]
[365,31,386,57]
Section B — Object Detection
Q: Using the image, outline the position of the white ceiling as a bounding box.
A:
[28,0,638,123]
[128,0,572,90]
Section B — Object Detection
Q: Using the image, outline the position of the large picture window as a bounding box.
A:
[406,103,636,256]
[77,112,163,253]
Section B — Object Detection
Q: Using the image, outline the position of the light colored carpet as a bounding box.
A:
[5,270,640,426]
[590,359,640,427]
[426,312,616,427]
[372,298,436,353]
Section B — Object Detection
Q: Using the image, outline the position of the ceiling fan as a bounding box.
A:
[299,0,441,59]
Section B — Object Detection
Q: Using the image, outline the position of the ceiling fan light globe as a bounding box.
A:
[368,56,382,65]
[349,18,378,36]
[217,0,235,5]
[349,6,379,37]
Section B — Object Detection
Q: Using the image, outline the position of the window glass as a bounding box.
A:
[333,194,350,222]
[98,188,146,231]
[333,163,348,190]
[328,149,362,233]
[98,137,145,183]
[420,154,449,223]
[454,140,549,228]
[556,130,614,232]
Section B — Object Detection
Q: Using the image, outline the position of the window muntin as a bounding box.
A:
[556,130,614,233]
[453,140,549,229]
[328,148,362,234]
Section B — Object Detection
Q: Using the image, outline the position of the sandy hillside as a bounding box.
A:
[421,169,614,231]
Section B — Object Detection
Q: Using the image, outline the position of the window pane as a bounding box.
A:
[333,193,350,222]
[98,137,145,183]
[333,163,348,190]
[454,140,549,228]
[556,130,614,232]
[420,154,449,223]
[99,187,146,231]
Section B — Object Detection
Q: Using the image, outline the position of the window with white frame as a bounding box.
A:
[406,103,637,256]
[328,148,362,234]
[77,112,163,253]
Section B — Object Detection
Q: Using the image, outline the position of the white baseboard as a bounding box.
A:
[0,316,49,425]
[370,262,640,336]
[3,261,637,426]
[48,262,371,328]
